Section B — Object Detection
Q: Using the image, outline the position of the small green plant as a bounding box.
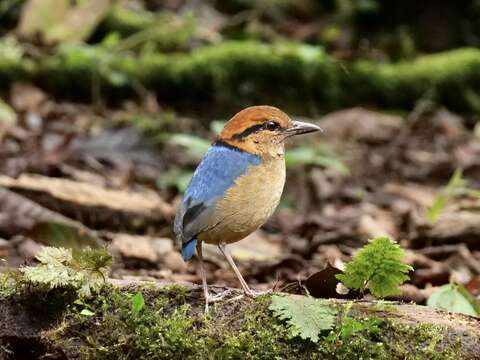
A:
[131,291,146,317]
[427,168,465,224]
[336,236,413,298]
[20,246,112,297]
[326,301,382,343]
[269,294,337,342]
[338,316,381,339]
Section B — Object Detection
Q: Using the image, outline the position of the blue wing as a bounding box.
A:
[174,142,261,260]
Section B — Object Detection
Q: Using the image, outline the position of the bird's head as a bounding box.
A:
[218,105,322,158]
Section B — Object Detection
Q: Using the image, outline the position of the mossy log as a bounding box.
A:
[3,41,480,114]
[0,279,479,360]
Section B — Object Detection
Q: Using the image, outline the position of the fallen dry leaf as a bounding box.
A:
[303,263,357,299]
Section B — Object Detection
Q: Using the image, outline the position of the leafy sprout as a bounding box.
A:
[131,292,146,317]
[336,236,413,298]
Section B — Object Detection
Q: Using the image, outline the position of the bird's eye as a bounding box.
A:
[264,121,280,131]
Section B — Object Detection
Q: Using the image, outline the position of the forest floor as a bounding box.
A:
[1,82,480,308]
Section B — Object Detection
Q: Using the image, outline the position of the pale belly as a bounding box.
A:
[199,159,285,244]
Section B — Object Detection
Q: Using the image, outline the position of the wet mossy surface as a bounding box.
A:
[1,276,477,360]
[3,38,480,115]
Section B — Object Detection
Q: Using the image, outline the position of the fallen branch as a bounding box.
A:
[0,278,479,359]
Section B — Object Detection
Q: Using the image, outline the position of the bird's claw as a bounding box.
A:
[204,289,232,312]
[244,288,272,298]
[207,289,232,303]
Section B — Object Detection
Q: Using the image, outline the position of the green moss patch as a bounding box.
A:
[3,40,480,114]
[0,272,477,359]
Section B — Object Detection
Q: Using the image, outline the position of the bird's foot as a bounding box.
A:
[222,288,273,305]
[204,289,232,312]
[244,288,272,298]
[207,289,232,302]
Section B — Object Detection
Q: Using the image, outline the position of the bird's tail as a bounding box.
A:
[181,238,197,261]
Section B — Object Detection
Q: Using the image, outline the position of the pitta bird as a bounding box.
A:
[174,105,321,309]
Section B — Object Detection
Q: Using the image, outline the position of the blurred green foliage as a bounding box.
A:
[0,39,472,114]
[0,97,16,124]
[1,0,480,114]
[98,6,198,53]
[0,36,29,88]
[427,169,465,224]
[286,146,349,175]
[427,283,480,317]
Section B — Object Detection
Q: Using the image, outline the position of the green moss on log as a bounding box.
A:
[1,274,478,359]
[348,48,480,112]
[34,41,340,112]
[0,36,31,90]
[3,40,480,114]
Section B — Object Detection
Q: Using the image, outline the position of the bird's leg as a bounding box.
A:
[218,243,255,297]
[196,241,210,309]
[197,242,230,312]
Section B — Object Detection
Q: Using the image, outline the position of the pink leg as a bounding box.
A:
[218,243,255,297]
[197,242,230,311]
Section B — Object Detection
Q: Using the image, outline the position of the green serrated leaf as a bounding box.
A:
[22,264,73,288]
[20,246,111,298]
[131,292,145,317]
[427,284,479,317]
[72,246,112,271]
[269,295,337,342]
[35,246,72,265]
[336,237,413,298]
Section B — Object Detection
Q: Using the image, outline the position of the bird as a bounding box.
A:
[174,105,321,309]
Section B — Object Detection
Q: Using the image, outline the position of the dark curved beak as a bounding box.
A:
[284,120,323,137]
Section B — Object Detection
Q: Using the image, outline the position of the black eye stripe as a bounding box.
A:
[231,124,264,140]
[231,121,281,140]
